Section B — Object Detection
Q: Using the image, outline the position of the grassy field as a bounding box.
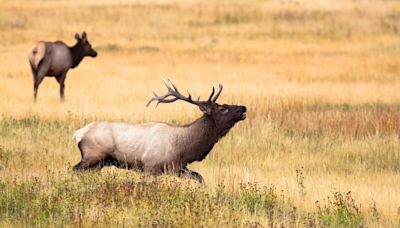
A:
[1,0,400,226]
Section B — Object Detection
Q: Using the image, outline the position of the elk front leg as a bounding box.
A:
[179,167,204,184]
[57,70,68,101]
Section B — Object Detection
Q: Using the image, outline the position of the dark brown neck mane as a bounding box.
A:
[179,115,233,165]
[70,42,85,68]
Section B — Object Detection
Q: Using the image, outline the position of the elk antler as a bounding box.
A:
[147,77,223,107]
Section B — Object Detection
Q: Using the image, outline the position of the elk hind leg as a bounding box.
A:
[29,62,37,81]
[73,140,108,171]
[33,60,50,101]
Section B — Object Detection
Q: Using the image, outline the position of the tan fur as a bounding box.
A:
[28,42,46,69]
[73,122,94,143]
[74,121,187,172]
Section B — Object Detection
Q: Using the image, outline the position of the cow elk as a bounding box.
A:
[73,78,247,183]
[28,32,97,101]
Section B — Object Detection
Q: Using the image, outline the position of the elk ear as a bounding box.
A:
[75,33,80,40]
[199,104,212,115]
[81,32,87,40]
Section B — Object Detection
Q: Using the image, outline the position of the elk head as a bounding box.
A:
[75,32,98,57]
[147,78,247,137]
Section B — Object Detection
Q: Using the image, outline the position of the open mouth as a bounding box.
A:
[240,112,247,120]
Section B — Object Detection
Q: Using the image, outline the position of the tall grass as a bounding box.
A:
[0,161,367,227]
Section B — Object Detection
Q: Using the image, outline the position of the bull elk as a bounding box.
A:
[28,32,98,101]
[73,78,247,183]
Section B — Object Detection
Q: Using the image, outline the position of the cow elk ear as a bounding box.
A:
[199,104,212,115]
[81,32,87,40]
[75,33,80,40]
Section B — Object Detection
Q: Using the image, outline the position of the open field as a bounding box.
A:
[1,0,400,226]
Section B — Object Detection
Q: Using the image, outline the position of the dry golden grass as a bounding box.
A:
[1,0,400,226]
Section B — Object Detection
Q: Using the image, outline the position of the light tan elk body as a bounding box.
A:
[73,79,246,182]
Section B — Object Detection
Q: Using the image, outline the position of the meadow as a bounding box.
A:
[0,0,400,226]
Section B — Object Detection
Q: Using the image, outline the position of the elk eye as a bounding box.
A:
[219,107,229,114]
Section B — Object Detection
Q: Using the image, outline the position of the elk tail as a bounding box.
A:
[73,123,94,145]
[28,42,46,70]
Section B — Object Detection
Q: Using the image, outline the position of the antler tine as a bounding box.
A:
[211,83,223,102]
[147,93,179,107]
[161,76,173,92]
[208,84,215,102]
[186,90,192,100]
[146,94,157,107]
[168,78,179,93]
[146,91,158,107]
[146,98,154,107]
[155,97,179,106]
